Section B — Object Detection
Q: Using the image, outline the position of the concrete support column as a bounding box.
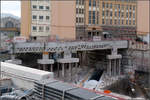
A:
[109,59,112,76]
[118,59,121,75]
[50,64,53,72]
[62,63,65,77]
[114,59,116,76]
[57,63,60,77]
[69,63,72,81]
[43,64,47,71]
[75,63,78,73]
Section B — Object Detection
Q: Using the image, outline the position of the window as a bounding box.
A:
[115,12,117,17]
[133,6,135,10]
[39,16,43,20]
[89,0,91,6]
[46,16,49,20]
[106,10,109,16]
[76,18,78,23]
[93,0,96,7]
[81,0,84,5]
[110,19,112,25]
[110,3,112,8]
[102,2,105,8]
[118,4,120,9]
[102,11,105,16]
[126,12,128,17]
[46,26,49,31]
[39,26,44,32]
[122,20,124,24]
[82,9,84,14]
[106,3,109,8]
[79,17,82,23]
[129,12,132,18]
[118,11,121,17]
[32,15,37,20]
[102,19,105,24]
[76,0,79,4]
[79,0,81,5]
[110,11,112,17]
[97,12,99,24]
[118,19,120,25]
[46,6,49,10]
[32,5,37,9]
[126,5,128,10]
[32,26,37,31]
[126,20,128,25]
[76,8,78,14]
[121,12,124,17]
[121,5,124,10]
[130,5,132,10]
[133,13,135,18]
[79,8,81,14]
[89,11,91,24]
[114,19,117,24]
[92,11,95,24]
[129,20,131,25]
[133,20,135,25]
[39,6,43,10]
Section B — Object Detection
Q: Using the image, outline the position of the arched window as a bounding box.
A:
[5,21,14,28]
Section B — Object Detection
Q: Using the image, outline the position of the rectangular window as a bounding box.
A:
[122,20,124,24]
[110,3,112,8]
[130,5,132,10]
[118,19,120,25]
[133,20,135,25]
[92,11,95,24]
[102,2,105,8]
[121,5,124,10]
[89,11,91,24]
[121,12,124,17]
[115,12,117,17]
[32,26,37,31]
[114,19,117,24]
[126,20,128,25]
[82,9,84,14]
[126,12,128,17]
[46,6,49,10]
[102,19,105,24]
[46,16,49,20]
[110,11,112,17]
[32,15,37,19]
[89,0,91,6]
[102,11,105,16]
[79,17,81,23]
[79,8,81,14]
[32,5,37,9]
[39,26,44,32]
[129,12,132,18]
[76,8,78,14]
[39,6,44,10]
[106,3,109,8]
[118,4,120,9]
[133,6,135,10]
[126,5,128,10]
[97,12,99,24]
[106,10,109,16]
[76,18,78,23]
[133,13,135,18]
[39,16,43,20]
[46,26,49,31]
[110,19,112,25]
[93,0,96,7]
[129,20,131,25]
[118,11,121,17]
[76,0,79,4]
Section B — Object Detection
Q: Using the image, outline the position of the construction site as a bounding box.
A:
[0,0,150,100]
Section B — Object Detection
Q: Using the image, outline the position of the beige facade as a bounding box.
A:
[21,1,31,39]
[137,0,150,35]
[51,1,76,40]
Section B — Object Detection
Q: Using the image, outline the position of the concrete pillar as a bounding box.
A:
[50,64,53,72]
[62,63,65,77]
[118,59,121,75]
[57,63,60,77]
[109,59,112,76]
[43,64,47,71]
[75,63,78,73]
[69,63,72,80]
[114,59,116,76]
[38,64,41,70]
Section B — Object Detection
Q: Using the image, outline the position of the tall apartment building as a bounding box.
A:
[21,0,137,40]
[21,0,76,40]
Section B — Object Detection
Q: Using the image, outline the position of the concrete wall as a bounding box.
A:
[137,0,150,35]
[51,1,76,40]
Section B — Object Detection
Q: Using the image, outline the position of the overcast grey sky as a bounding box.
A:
[1,1,21,17]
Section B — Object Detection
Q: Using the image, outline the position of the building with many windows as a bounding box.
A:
[21,0,137,40]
